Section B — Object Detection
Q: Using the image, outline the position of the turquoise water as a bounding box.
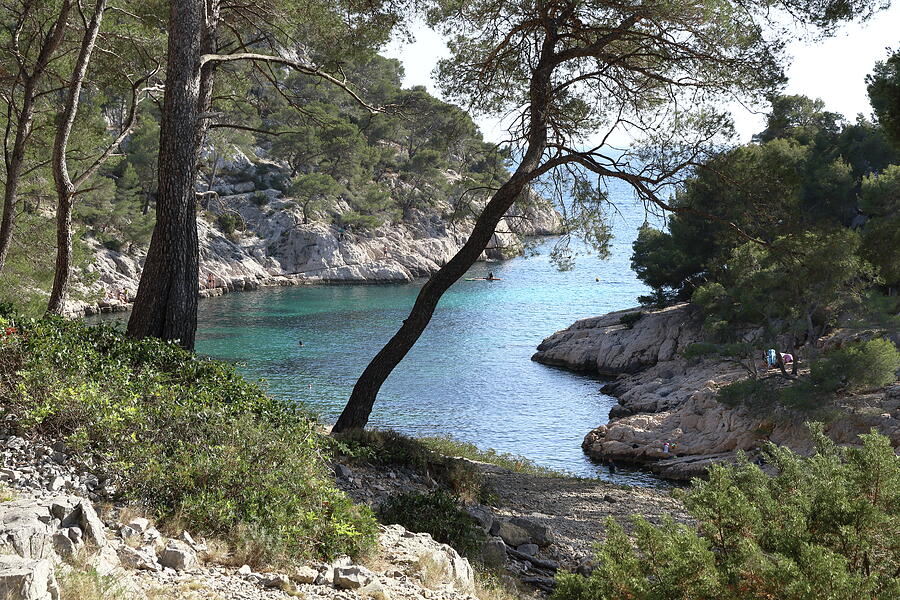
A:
[191,189,664,484]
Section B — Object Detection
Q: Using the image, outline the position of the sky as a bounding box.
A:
[383,5,900,144]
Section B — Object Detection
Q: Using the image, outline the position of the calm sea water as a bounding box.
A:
[188,185,665,485]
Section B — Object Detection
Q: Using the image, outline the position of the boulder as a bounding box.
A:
[509,517,554,547]
[333,565,375,590]
[117,545,160,571]
[378,525,474,593]
[158,539,197,571]
[465,505,494,533]
[495,521,531,548]
[516,543,539,556]
[479,537,507,568]
[0,556,59,600]
[292,566,319,584]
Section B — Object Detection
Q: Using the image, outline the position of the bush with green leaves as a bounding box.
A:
[812,338,900,393]
[379,490,484,558]
[0,316,377,561]
[553,427,900,600]
[618,312,643,329]
[216,212,243,236]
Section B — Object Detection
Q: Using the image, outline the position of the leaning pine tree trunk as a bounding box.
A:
[47,0,107,315]
[127,0,203,349]
[332,48,556,432]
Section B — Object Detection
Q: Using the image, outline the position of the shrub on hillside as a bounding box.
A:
[379,490,484,558]
[216,212,243,235]
[0,316,377,561]
[812,338,900,392]
[552,427,900,600]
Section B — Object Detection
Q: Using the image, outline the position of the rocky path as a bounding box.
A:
[477,464,687,565]
[334,457,686,594]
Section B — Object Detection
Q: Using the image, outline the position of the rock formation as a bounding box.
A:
[71,186,561,317]
[534,304,900,480]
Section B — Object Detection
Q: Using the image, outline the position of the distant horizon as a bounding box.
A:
[384,5,900,145]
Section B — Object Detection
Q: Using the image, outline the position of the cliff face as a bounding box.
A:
[533,304,900,480]
[71,186,562,316]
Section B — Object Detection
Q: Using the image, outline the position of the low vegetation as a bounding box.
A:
[715,338,900,412]
[553,427,900,600]
[379,490,484,559]
[0,313,376,562]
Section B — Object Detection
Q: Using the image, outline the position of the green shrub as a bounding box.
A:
[250,191,269,207]
[101,239,124,252]
[216,212,243,235]
[552,427,900,600]
[0,317,377,561]
[716,378,777,408]
[812,338,900,393]
[618,312,643,329]
[379,490,483,558]
[682,341,721,361]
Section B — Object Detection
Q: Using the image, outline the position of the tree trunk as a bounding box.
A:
[47,0,107,315]
[332,29,558,433]
[0,1,72,275]
[127,0,205,348]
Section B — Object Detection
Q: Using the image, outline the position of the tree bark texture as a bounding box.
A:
[332,29,559,433]
[127,0,204,348]
[0,0,72,274]
[47,0,107,314]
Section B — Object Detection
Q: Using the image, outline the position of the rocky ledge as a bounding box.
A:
[533,304,900,480]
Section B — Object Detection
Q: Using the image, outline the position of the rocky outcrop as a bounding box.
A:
[535,304,900,480]
[70,186,562,316]
[532,304,702,375]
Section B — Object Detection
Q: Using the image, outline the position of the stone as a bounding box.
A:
[603,494,617,503]
[65,527,82,545]
[334,464,352,479]
[117,545,160,571]
[90,545,120,577]
[73,500,106,547]
[51,533,76,558]
[466,505,494,532]
[237,565,252,576]
[158,539,197,571]
[509,517,554,546]
[47,477,64,492]
[495,521,531,547]
[378,525,475,593]
[292,566,319,584]
[479,537,507,568]
[258,572,290,589]
[119,525,140,540]
[126,517,150,534]
[516,543,539,556]
[333,565,375,590]
[360,579,391,600]
[0,556,59,600]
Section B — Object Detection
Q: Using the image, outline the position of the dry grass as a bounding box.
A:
[414,554,447,589]
[146,582,225,600]
[0,485,15,503]
[473,569,532,600]
[56,565,127,600]
[201,538,232,566]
